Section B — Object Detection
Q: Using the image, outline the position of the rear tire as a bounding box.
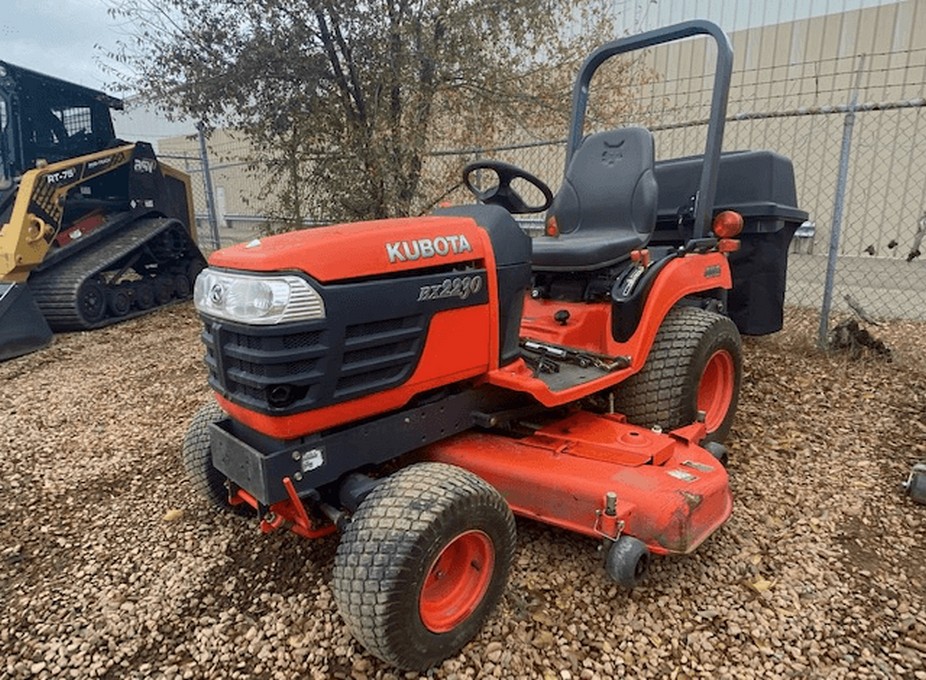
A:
[332,462,516,671]
[614,306,742,443]
[181,401,250,515]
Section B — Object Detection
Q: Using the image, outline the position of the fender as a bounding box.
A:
[611,250,727,342]
[622,250,732,355]
[488,251,733,406]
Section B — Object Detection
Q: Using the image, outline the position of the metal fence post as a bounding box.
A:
[196,121,222,250]
[818,55,866,348]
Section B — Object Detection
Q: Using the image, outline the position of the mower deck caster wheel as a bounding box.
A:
[606,536,650,589]
[704,441,729,467]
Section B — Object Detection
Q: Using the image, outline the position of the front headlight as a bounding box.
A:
[193,268,326,325]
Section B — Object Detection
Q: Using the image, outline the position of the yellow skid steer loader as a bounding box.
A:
[0,61,204,360]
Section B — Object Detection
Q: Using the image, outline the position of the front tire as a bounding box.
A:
[332,462,516,671]
[614,306,742,443]
[181,401,249,515]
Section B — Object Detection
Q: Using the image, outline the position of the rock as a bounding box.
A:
[533,631,555,649]
[163,508,184,522]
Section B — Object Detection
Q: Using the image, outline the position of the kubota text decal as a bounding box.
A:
[386,235,473,263]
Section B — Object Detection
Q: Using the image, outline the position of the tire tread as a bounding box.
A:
[614,306,741,440]
[332,462,516,670]
[181,401,248,514]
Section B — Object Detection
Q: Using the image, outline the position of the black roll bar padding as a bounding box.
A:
[566,19,733,239]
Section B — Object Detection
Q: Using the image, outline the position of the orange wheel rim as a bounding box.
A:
[419,530,494,633]
[697,350,735,432]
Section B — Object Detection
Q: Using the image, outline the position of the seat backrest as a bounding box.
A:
[548,126,658,240]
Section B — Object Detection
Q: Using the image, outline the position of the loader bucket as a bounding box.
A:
[0,282,53,361]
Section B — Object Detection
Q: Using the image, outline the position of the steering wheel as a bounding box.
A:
[462,160,554,214]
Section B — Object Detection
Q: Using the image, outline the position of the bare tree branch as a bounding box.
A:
[104,0,648,225]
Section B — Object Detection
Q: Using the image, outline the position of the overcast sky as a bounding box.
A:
[3,0,123,92]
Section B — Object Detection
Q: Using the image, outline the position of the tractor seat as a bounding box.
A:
[532,127,658,271]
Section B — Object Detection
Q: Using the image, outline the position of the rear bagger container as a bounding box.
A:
[653,150,808,335]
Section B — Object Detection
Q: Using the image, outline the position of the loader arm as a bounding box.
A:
[0,144,135,282]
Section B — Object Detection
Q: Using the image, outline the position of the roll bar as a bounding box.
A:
[566,19,733,239]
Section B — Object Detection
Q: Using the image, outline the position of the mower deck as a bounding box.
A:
[422,411,731,555]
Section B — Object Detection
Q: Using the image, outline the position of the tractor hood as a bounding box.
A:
[208,216,492,283]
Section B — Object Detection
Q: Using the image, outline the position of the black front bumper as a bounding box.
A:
[209,389,493,507]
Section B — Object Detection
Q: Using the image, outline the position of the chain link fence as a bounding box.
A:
[420,97,926,338]
[154,128,268,251]
[133,0,926,349]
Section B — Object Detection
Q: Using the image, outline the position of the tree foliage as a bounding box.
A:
[108,0,650,226]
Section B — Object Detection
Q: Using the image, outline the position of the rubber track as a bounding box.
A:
[28,217,201,331]
[332,462,516,670]
[613,306,737,432]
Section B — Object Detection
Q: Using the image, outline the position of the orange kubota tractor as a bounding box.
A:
[183,21,807,670]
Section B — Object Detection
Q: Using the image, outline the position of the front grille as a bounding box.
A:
[202,313,426,415]
[345,317,405,339]
[334,317,424,398]
[335,365,407,395]
[198,266,488,417]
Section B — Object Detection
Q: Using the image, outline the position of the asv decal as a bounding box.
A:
[417,275,483,302]
[386,234,473,263]
[133,158,158,173]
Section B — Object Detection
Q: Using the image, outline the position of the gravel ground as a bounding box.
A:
[1,305,925,679]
